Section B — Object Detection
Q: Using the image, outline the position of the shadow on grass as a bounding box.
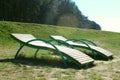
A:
[88,54,113,61]
[83,50,113,61]
[0,56,95,69]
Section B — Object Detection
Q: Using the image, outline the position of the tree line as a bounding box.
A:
[0,0,101,30]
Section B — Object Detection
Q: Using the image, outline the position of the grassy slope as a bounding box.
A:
[0,21,120,80]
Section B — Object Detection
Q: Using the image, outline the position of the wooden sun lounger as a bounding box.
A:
[50,35,113,60]
[11,33,94,68]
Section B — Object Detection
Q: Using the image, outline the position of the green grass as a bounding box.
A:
[0,21,120,80]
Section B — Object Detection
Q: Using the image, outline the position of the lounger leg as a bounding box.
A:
[61,56,67,68]
[93,51,97,59]
[34,48,39,59]
[15,44,24,59]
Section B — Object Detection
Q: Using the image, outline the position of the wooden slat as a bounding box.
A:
[56,46,94,64]
[69,43,113,57]
[81,60,94,64]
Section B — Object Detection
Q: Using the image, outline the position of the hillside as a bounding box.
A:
[0,21,120,80]
[0,0,101,30]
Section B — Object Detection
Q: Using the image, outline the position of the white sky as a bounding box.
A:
[73,0,120,33]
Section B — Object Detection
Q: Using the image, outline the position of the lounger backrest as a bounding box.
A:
[50,35,67,41]
[11,34,55,49]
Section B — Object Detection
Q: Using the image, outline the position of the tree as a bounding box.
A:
[0,0,101,30]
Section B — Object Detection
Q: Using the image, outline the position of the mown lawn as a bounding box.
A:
[0,21,120,80]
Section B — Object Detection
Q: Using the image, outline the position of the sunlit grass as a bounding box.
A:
[0,21,120,80]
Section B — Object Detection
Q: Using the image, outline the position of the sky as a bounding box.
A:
[73,0,120,33]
